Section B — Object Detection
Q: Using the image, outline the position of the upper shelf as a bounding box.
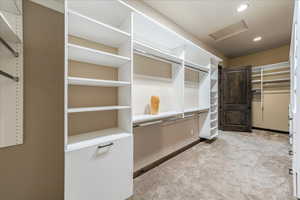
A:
[133,40,183,64]
[132,12,221,66]
[68,0,132,32]
[0,0,21,15]
[68,10,131,48]
[0,11,21,43]
[68,43,131,68]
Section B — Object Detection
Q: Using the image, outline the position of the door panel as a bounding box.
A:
[221,66,252,132]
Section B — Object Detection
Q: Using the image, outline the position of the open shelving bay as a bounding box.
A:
[132,10,221,140]
[64,1,222,199]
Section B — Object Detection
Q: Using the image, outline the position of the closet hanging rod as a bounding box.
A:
[133,120,164,128]
[0,37,19,57]
[263,78,290,84]
[184,65,209,73]
[134,49,182,65]
[0,70,19,82]
[252,70,290,77]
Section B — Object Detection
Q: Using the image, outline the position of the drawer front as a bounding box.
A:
[65,135,133,200]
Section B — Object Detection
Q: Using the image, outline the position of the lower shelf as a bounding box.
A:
[66,128,131,152]
[133,111,181,123]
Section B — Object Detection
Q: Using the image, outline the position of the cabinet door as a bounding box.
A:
[65,135,133,200]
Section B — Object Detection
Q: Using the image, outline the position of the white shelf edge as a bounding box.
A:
[68,105,131,113]
[68,77,131,87]
[68,43,131,66]
[66,128,131,152]
[133,111,182,123]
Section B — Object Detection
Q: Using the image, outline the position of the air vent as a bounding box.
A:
[209,20,248,42]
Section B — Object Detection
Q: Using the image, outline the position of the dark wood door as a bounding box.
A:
[221,66,252,132]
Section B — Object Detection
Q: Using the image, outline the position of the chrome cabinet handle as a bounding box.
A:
[98,142,114,149]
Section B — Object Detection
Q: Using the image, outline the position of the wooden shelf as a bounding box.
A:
[68,10,130,48]
[68,105,130,113]
[0,0,21,15]
[0,11,21,43]
[68,43,130,68]
[66,128,131,152]
[133,111,181,123]
[133,40,182,64]
[68,77,130,87]
[184,107,209,113]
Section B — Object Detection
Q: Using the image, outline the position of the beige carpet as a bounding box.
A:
[132,130,293,200]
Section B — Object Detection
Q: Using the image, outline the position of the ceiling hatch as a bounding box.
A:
[209,20,249,42]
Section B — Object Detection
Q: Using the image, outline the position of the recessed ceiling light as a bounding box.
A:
[237,3,249,12]
[253,36,262,42]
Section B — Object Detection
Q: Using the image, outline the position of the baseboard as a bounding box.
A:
[252,127,289,134]
[133,138,206,178]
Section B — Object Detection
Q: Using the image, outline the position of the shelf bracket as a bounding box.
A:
[0,70,19,82]
[0,37,19,57]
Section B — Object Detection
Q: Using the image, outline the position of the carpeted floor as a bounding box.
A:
[132,130,293,200]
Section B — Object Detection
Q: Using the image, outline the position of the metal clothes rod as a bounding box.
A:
[184,64,209,73]
[134,48,182,65]
[263,78,290,84]
[0,37,19,57]
[0,70,19,82]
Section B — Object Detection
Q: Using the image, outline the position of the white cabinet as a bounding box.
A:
[65,135,133,200]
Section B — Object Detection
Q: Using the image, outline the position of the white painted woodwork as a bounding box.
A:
[65,135,133,200]
[0,11,21,43]
[67,128,131,152]
[68,77,130,87]
[0,0,21,15]
[0,0,23,148]
[68,44,131,68]
[68,106,131,113]
[68,10,131,48]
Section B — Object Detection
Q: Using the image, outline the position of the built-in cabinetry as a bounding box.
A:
[0,0,23,148]
[290,0,300,198]
[64,1,221,199]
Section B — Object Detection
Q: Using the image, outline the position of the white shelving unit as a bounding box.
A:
[0,0,21,15]
[290,1,300,198]
[0,11,21,44]
[65,1,133,200]
[0,0,23,148]
[64,0,222,199]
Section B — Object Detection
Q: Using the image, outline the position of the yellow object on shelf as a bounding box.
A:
[150,96,160,115]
